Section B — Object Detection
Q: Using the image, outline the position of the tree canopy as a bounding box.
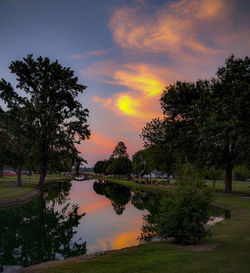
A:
[110,141,128,158]
[94,141,132,177]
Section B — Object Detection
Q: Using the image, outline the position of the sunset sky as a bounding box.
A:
[1,0,250,166]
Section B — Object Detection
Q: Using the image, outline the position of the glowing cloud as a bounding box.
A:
[82,62,172,119]
[108,0,246,63]
[114,64,165,97]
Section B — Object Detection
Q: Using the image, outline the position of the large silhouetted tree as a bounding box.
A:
[0,55,90,188]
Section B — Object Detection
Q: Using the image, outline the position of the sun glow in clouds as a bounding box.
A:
[116,94,140,117]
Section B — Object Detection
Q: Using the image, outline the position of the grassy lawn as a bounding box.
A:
[43,194,250,273]
[0,183,34,198]
[0,174,71,199]
[206,180,250,194]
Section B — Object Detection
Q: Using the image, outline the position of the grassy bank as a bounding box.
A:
[96,176,170,192]
[0,174,71,199]
[39,192,250,273]
[95,176,250,195]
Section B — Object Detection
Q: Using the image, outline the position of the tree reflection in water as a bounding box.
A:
[93,180,165,240]
[0,181,86,269]
[132,190,166,242]
[93,180,131,215]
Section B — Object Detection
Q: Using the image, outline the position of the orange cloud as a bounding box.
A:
[109,0,235,62]
[113,63,165,97]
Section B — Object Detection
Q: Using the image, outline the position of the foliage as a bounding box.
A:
[94,142,131,177]
[156,184,213,245]
[132,148,157,176]
[233,165,250,181]
[141,119,178,183]
[0,55,90,188]
[175,163,205,188]
[94,160,104,174]
[0,107,32,185]
[48,150,73,174]
[203,166,223,186]
[108,157,132,176]
[111,141,128,158]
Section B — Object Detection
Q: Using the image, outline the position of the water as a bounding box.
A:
[0,179,230,269]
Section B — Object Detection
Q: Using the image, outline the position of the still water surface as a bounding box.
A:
[0,179,229,268]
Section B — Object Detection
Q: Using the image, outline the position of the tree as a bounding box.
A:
[204,166,223,187]
[94,160,104,174]
[0,55,90,188]
[141,118,178,183]
[111,157,132,177]
[132,149,149,176]
[159,55,250,193]
[111,141,128,158]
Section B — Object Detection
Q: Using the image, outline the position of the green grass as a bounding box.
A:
[0,183,34,198]
[43,194,250,273]
[206,180,250,194]
[96,176,171,193]
[96,176,250,195]
[0,174,71,199]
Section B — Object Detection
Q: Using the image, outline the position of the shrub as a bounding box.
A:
[155,185,213,245]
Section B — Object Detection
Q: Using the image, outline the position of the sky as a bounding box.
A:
[1,0,250,166]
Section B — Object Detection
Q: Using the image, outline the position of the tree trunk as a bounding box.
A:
[0,165,3,178]
[39,156,48,189]
[225,164,232,193]
[167,171,170,185]
[17,165,22,186]
[212,180,216,187]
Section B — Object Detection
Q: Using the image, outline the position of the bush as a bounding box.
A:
[155,185,213,245]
